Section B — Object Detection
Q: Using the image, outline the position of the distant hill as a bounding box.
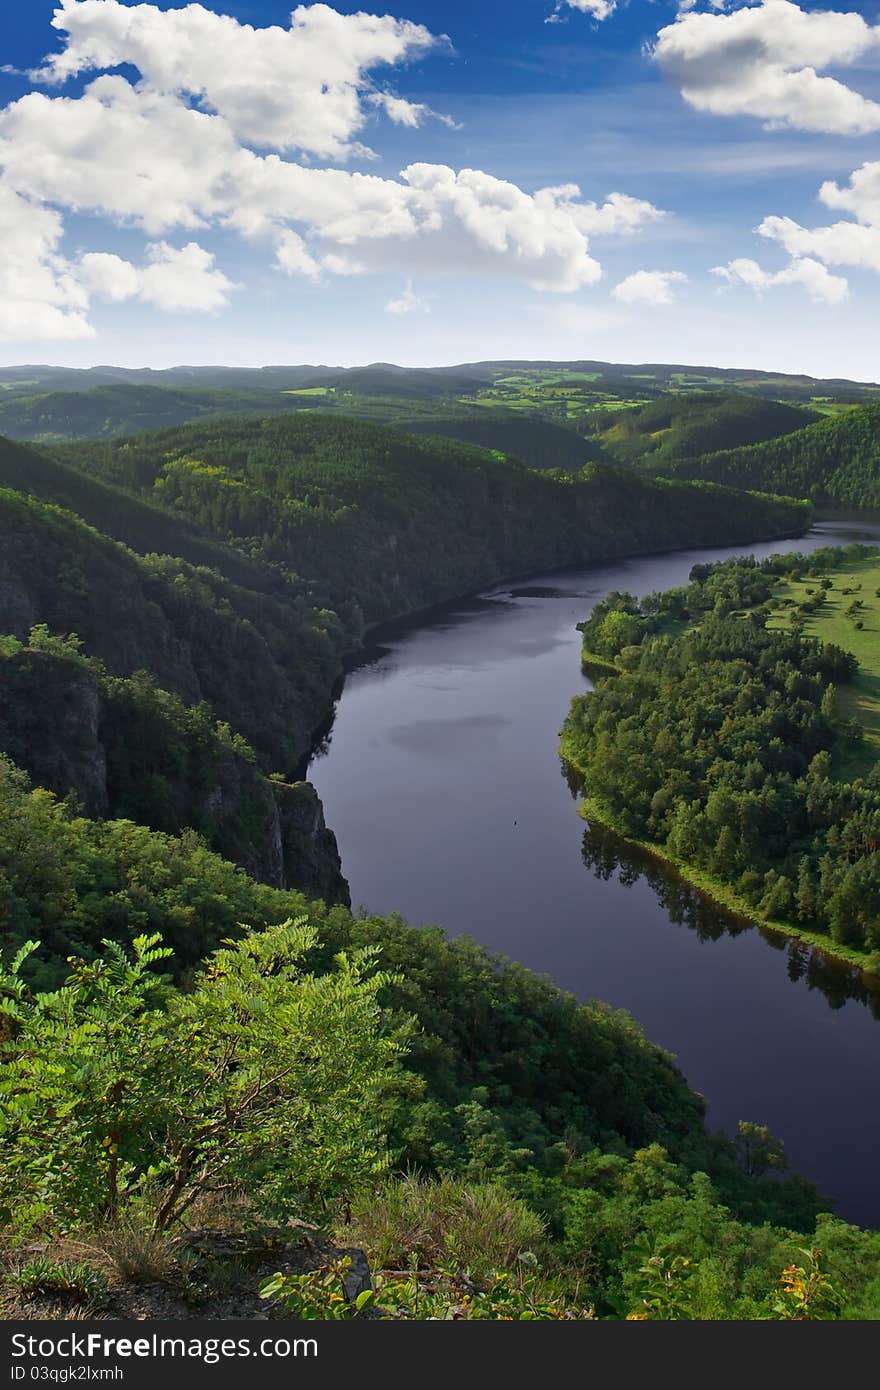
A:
[2,358,877,403]
[393,412,604,470]
[301,365,486,398]
[590,392,821,469]
[57,413,809,624]
[663,403,880,509]
[0,477,349,776]
[0,382,320,443]
[0,433,286,593]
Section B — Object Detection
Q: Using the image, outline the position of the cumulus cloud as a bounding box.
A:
[820,161,880,230]
[553,0,617,21]
[711,255,849,303]
[80,241,237,311]
[32,0,443,159]
[740,160,880,283]
[0,75,663,294]
[385,281,430,315]
[757,214,880,274]
[612,269,688,305]
[0,184,92,341]
[0,173,233,341]
[367,92,458,131]
[653,0,880,135]
[0,2,668,339]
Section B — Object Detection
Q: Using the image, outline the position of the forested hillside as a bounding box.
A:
[3,406,858,1321]
[396,412,602,470]
[0,632,345,903]
[665,405,880,508]
[56,414,810,623]
[0,487,347,773]
[0,434,288,592]
[8,752,879,1321]
[0,383,308,442]
[0,420,807,911]
[588,393,820,468]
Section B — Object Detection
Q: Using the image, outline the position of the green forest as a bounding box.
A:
[4,359,880,517]
[0,400,876,1322]
[587,392,821,469]
[563,545,880,961]
[664,404,880,509]
[5,755,880,1320]
[54,414,808,624]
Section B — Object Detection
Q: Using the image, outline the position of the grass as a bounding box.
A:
[337,1176,545,1276]
[766,557,880,775]
[807,400,861,418]
[464,380,648,421]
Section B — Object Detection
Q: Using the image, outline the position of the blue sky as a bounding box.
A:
[2,0,880,376]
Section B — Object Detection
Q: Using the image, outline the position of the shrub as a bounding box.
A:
[5,1258,108,1308]
[337,1175,545,1277]
[90,1222,183,1285]
[0,920,406,1234]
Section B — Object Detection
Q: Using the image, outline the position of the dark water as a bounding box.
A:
[307,522,880,1226]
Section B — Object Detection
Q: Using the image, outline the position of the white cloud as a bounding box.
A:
[0,2,669,339]
[0,184,92,341]
[80,242,237,311]
[555,0,617,21]
[385,281,429,315]
[366,92,459,131]
[653,0,880,135]
[711,255,849,303]
[612,269,688,305]
[274,229,324,280]
[757,214,880,274]
[0,75,663,294]
[745,161,880,282]
[33,0,443,160]
[567,190,665,237]
[0,176,233,342]
[820,161,880,229]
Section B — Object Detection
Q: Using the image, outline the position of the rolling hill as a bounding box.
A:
[588,392,822,468]
[663,403,880,509]
[55,412,811,623]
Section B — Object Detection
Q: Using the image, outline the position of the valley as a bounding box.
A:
[3,360,880,1321]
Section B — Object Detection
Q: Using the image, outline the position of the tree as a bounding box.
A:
[0,919,405,1233]
[735,1122,787,1179]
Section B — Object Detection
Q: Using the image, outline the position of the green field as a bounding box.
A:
[463,376,650,421]
[768,557,880,773]
[805,398,861,418]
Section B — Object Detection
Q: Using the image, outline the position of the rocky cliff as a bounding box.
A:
[0,647,348,905]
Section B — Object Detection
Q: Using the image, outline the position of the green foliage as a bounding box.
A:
[260,1253,589,1320]
[4,1258,109,1308]
[0,383,309,444]
[0,920,403,1233]
[666,402,880,509]
[55,414,809,630]
[337,1175,545,1277]
[396,412,598,470]
[0,484,348,774]
[766,1247,842,1320]
[564,547,880,954]
[589,392,819,469]
[0,753,347,981]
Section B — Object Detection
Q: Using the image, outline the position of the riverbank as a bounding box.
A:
[560,744,880,984]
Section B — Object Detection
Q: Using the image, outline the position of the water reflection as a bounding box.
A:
[579,814,880,1018]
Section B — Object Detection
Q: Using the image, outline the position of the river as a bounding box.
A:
[306,521,880,1227]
